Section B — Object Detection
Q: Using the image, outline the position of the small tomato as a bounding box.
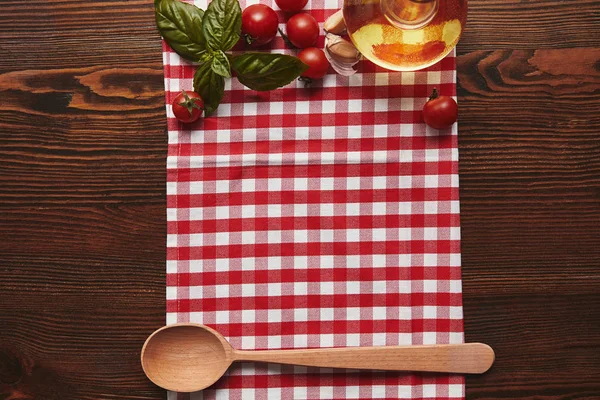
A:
[172,90,204,123]
[242,4,279,47]
[275,0,308,13]
[422,88,458,130]
[285,13,319,49]
[298,47,329,80]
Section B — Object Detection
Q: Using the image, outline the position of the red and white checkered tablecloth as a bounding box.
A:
[163,0,464,398]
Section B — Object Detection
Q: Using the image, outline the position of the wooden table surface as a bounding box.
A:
[1,1,599,399]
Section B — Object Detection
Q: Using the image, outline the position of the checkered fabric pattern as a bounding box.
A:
[163,0,464,398]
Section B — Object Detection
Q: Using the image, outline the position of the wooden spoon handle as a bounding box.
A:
[234,343,494,374]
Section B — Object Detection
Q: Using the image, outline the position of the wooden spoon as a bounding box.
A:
[141,323,494,393]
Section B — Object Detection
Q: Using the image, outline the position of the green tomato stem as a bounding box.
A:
[179,90,204,116]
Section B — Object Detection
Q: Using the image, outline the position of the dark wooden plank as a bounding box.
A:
[464,295,600,399]
[0,206,167,400]
[459,0,600,51]
[0,0,598,72]
[0,65,166,208]
[0,0,161,71]
[457,46,600,398]
[0,1,167,398]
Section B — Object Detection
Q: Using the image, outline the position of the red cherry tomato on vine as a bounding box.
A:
[172,90,203,123]
[275,0,308,13]
[422,88,458,130]
[241,4,279,47]
[286,13,319,48]
[298,47,329,80]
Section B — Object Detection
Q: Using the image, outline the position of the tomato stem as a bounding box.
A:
[179,90,205,116]
[428,87,439,101]
[298,76,313,87]
[278,27,297,49]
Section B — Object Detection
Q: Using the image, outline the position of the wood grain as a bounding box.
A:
[0,1,167,398]
[456,43,600,399]
[0,0,599,399]
[460,0,600,51]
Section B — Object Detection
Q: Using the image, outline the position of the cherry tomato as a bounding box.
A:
[298,47,329,79]
[275,0,308,13]
[286,13,319,49]
[422,88,458,129]
[172,90,204,123]
[241,4,279,47]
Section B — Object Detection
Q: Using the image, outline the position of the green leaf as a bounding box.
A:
[231,53,309,91]
[155,0,207,62]
[202,0,242,51]
[211,50,231,78]
[193,60,225,116]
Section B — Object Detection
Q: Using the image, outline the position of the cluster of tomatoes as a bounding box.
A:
[173,0,330,123]
[241,0,329,80]
[173,1,458,129]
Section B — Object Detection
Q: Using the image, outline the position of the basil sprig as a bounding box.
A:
[155,0,308,116]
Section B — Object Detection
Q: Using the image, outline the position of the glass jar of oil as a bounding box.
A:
[343,0,467,71]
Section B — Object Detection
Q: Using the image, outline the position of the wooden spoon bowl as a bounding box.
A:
[141,324,233,392]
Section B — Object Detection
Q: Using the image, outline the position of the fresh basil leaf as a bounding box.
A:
[211,50,231,78]
[155,0,206,61]
[231,53,309,91]
[202,0,242,51]
[193,61,225,116]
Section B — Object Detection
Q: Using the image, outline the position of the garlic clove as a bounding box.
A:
[324,9,346,35]
[327,35,361,63]
[324,33,361,76]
